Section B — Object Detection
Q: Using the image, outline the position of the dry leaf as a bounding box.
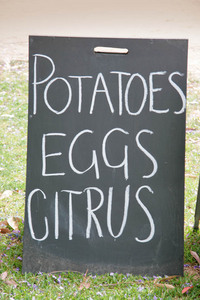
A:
[154,276,178,290]
[190,251,200,265]
[0,228,11,234]
[182,286,193,294]
[186,128,196,131]
[0,220,8,227]
[1,272,17,288]
[163,283,175,289]
[15,217,22,223]
[4,279,17,288]
[7,217,19,231]
[0,190,13,200]
[155,275,179,282]
[78,269,90,291]
[155,282,175,289]
[1,271,8,280]
[78,281,90,291]
[185,174,197,178]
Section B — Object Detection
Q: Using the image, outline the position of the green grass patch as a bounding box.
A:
[0,61,200,299]
[0,62,28,218]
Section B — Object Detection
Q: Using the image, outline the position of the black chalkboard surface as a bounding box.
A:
[22,36,188,275]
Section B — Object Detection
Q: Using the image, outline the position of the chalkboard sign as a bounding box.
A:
[22,36,188,276]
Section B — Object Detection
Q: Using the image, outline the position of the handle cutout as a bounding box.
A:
[94,46,128,54]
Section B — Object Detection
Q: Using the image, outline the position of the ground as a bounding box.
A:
[0,0,200,79]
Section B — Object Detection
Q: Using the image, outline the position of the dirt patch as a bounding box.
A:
[0,0,200,79]
[184,264,200,281]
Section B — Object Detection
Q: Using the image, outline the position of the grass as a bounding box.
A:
[0,62,200,299]
[0,61,28,219]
